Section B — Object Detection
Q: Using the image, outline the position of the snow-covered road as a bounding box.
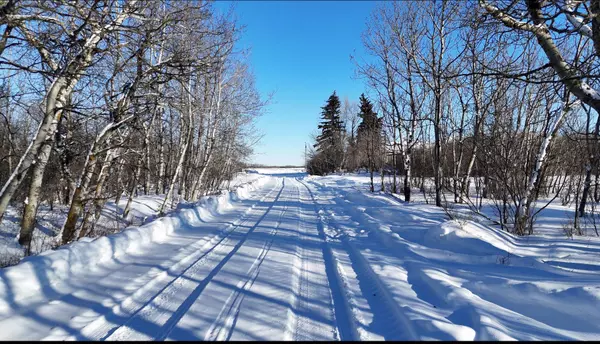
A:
[1,170,600,340]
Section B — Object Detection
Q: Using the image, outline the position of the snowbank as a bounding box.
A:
[422,220,510,256]
[0,175,268,314]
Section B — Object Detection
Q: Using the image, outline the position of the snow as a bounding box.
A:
[0,168,599,340]
[0,171,266,265]
[561,1,594,39]
[0,175,269,313]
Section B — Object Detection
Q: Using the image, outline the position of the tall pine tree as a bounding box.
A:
[312,91,345,174]
[356,93,382,192]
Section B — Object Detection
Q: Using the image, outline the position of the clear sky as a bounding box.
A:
[214,1,379,166]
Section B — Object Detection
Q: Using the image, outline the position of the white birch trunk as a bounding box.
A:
[159,75,194,215]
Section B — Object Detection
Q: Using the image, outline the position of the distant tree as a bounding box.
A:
[312,91,345,174]
[356,93,383,192]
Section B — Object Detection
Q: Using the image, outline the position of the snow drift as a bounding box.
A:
[0,175,268,315]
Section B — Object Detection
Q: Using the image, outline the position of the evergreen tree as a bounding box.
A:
[357,94,381,136]
[312,91,345,174]
[356,93,383,191]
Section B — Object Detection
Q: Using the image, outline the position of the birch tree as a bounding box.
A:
[479,0,600,220]
[1,0,140,246]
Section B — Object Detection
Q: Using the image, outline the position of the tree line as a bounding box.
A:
[309,0,600,237]
[0,0,264,254]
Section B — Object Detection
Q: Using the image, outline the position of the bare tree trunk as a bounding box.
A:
[157,120,165,194]
[380,165,384,192]
[142,108,159,195]
[60,145,100,243]
[404,154,411,202]
[114,157,125,205]
[56,113,76,206]
[19,79,72,247]
[392,147,397,194]
[60,115,133,244]
[18,144,50,251]
[434,94,443,207]
[594,171,600,203]
[1,78,67,223]
[159,75,194,215]
[579,115,600,217]
[461,142,478,200]
[144,134,151,195]
[482,175,489,199]
[193,129,218,198]
[123,160,142,221]
[369,166,374,192]
[514,97,569,234]
[3,82,13,174]
[78,147,119,239]
[579,165,593,218]
[191,65,223,200]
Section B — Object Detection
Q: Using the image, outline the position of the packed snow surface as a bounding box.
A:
[0,169,599,340]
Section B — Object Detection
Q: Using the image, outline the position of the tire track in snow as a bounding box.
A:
[337,230,417,340]
[302,178,418,340]
[317,182,481,340]
[296,177,359,341]
[284,180,307,340]
[42,179,284,341]
[203,179,298,341]
[103,178,289,341]
[286,178,338,341]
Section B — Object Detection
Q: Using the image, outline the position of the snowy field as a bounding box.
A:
[0,168,599,340]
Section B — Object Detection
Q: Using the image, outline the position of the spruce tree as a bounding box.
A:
[313,91,345,174]
[356,93,382,191]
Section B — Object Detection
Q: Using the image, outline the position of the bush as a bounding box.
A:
[306,154,329,176]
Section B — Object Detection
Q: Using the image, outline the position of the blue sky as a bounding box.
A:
[214,1,379,166]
